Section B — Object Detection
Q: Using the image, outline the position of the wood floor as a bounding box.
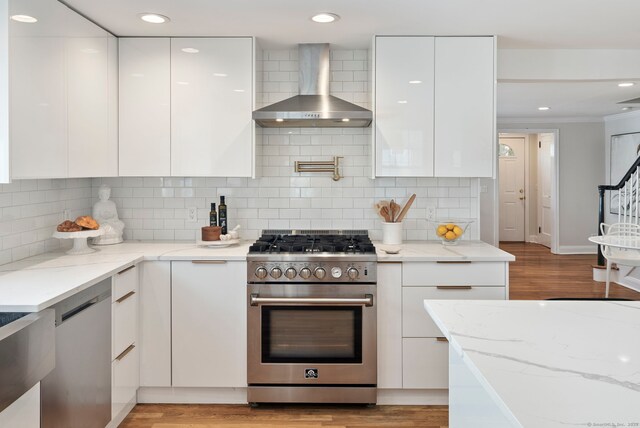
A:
[119,243,640,428]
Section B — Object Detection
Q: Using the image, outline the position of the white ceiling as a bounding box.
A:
[62,0,640,119]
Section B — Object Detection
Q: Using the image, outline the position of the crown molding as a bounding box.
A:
[497,116,603,124]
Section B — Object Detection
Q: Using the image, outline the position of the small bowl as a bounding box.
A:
[202,226,222,241]
[430,219,473,245]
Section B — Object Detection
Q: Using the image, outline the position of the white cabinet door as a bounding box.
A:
[375,36,434,177]
[434,37,495,177]
[172,260,247,387]
[402,286,506,337]
[139,261,171,387]
[377,263,403,389]
[171,38,253,177]
[403,338,449,389]
[9,0,68,179]
[0,383,40,428]
[66,13,115,177]
[112,344,139,419]
[119,38,171,176]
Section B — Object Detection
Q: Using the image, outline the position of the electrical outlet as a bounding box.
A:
[62,209,69,220]
[187,207,197,223]
[427,207,436,220]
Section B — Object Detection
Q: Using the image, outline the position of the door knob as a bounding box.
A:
[519,189,524,193]
[519,196,526,200]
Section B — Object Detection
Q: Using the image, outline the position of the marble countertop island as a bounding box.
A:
[424,300,640,427]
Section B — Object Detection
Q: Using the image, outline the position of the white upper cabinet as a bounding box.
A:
[170,37,253,177]
[7,0,117,179]
[434,37,495,177]
[374,36,434,177]
[373,36,495,178]
[118,38,171,176]
[8,0,68,179]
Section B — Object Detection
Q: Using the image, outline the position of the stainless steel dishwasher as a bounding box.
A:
[41,278,111,428]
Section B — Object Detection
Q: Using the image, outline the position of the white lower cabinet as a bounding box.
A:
[389,260,509,391]
[111,264,139,423]
[139,261,172,387]
[171,260,247,388]
[377,263,403,389]
[112,344,139,419]
[402,338,449,389]
[0,383,40,428]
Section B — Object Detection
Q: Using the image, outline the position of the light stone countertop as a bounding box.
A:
[0,239,513,312]
[424,300,640,427]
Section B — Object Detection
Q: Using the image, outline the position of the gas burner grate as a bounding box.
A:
[249,231,375,255]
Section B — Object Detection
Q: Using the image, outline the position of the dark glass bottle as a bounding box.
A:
[219,196,227,234]
[209,203,217,227]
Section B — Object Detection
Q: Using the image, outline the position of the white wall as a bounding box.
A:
[0,178,93,264]
[496,121,605,253]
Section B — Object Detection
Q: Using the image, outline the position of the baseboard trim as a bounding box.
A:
[138,387,248,404]
[557,245,597,254]
[376,389,448,405]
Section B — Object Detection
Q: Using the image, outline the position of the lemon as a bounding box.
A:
[437,225,448,237]
[453,226,463,237]
[444,231,457,241]
[446,223,455,231]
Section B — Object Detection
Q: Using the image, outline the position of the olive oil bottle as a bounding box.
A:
[209,203,217,227]
[219,196,227,234]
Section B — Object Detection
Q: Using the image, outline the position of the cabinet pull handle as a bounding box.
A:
[436,337,449,342]
[116,291,135,303]
[436,261,471,264]
[378,261,402,264]
[436,285,472,290]
[117,265,136,275]
[191,260,227,264]
[116,344,135,361]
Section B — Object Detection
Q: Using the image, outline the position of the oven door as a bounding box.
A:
[247,284,377,386]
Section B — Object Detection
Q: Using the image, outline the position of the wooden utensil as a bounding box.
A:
[390,200,401,222]
[380,205,392,223]
[395,194,416,223]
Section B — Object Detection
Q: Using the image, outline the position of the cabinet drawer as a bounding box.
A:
[113,264,138,302]
[112,344,139,419]
[113,289,137,360]
[403,286,505,337]
[402,262,506,286]
[402,338,449,389]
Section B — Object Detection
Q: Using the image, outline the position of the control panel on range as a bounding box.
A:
[247,261,375,283]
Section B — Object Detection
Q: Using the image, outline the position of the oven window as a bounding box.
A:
[262,306,362,364]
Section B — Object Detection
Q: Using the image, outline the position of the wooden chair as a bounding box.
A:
[599,222,640,297]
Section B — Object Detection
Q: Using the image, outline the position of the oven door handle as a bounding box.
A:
[249,294,374,307]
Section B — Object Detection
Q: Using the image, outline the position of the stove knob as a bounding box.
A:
[299,267,312,279]
[285,267,297,279]
[347,267,359,280]
[255,267,268,279]
[270,267,282,279]
[314,267,326,280]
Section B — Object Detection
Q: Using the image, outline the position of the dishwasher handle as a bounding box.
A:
[55,280,112,326]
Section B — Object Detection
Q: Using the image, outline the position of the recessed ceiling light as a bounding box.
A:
[213,73,228,77]
[233,89,245,93]
[622,106,633,111]
[409,80,422,84]
[139,13,170,24]
[131,73,144,78]
[311,13,340,23]
[80,48,99,54]
[397,100,408,104]
[538,106,550,111]
[181,48,199,54]
[341,118,350,122]
[276,118,284,122]
[618,82,635,87]
[176,81,189,85]
[10,15,38,23]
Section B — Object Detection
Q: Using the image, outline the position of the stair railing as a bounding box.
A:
[597,156,640,265]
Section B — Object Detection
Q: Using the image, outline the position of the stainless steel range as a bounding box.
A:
[247,230,377,405]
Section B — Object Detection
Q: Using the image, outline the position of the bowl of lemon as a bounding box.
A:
[432,219,473,245]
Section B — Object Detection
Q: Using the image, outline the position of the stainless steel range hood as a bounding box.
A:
[252,44,372,128]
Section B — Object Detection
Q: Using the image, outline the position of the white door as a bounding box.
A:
[538,133,554,248]
[499,137,526,241]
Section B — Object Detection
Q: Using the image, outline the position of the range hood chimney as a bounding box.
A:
[252,44,372,128]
